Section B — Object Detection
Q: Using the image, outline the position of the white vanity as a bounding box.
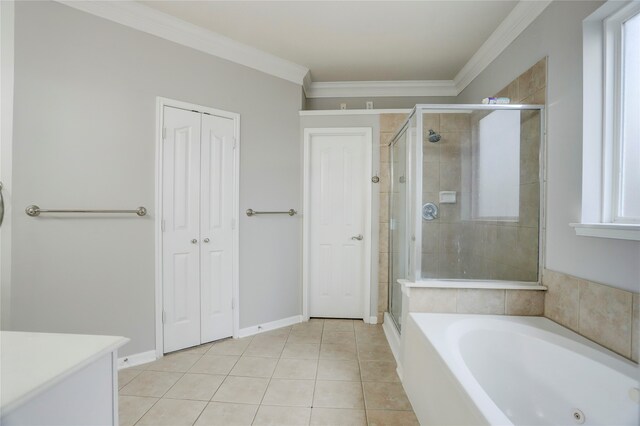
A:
[1,331,128,425]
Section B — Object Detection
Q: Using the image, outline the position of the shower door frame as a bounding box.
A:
[387,104,547,330]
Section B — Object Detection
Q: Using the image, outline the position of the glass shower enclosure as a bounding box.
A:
[388,105,545,331]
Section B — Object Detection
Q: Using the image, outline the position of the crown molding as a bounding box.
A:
[56,0,550,98]
[453,0,552,93]
[56,0,309,85]
[305,80,458,98]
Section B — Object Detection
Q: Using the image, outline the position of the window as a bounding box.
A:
[617,11,640,222]
[473,110,520,221]
[576,1,640,240]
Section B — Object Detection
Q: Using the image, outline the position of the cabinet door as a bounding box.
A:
[162,107,201,353]
[200,113,235,343]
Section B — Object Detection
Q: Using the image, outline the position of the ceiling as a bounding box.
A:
[140,1,519,83]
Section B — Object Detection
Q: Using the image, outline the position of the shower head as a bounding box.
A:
[428,129,441,143]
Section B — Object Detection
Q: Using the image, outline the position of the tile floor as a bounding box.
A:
[118,319,419,425]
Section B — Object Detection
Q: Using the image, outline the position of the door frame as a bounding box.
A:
[302,127,373,323]
[155,97,240,358]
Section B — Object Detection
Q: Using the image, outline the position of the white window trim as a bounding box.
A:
[576,0,640,241]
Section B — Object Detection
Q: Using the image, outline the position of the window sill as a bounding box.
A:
[570,223,640,241]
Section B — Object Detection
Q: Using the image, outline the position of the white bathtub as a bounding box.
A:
[402,313,640,426]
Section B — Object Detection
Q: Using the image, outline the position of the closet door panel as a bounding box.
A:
[162,107,201,353]
[200,114,235,343]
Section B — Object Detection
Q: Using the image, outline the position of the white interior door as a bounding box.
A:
[162,107,202,353]
[308,130,370,319]
[200,113,235,343]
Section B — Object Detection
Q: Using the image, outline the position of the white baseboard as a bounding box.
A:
[238,315,303,338]
[368,316,378,324]
[118,350,156,370]
[382,312,401,366]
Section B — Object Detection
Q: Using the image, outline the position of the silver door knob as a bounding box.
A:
[191,239,198,244]
[351,234,363,241]
[203,238,210,243]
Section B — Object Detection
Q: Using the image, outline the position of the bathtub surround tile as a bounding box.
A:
[164,373,225,401]
[543,269,638,362]
[578,280,633,358]
[543,269,581,331]
[362,382,412,411]
[119,371,183,398]
[409,288,457,313]
[366,410,420,426]
[136,398,206,426]
[194,402,258,426]
[212,376,269,404]
[118,395,158,426]
[457,289,505,314]
[310,408,367,426]
[505,290,544,316]
[252,405,312,426]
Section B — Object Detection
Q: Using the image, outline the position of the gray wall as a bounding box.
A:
[457,0,640,293]
[11,1,303,356]
[306,96,457,111]
[299,114,381,317]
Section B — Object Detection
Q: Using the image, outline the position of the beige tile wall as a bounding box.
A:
[407,287,545,316]
[544,268,639,362]
[378,59,547,321]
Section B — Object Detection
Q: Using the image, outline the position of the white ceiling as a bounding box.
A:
[140,1,519,83]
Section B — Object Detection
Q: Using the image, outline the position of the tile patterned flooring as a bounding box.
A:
[119,319,419,425]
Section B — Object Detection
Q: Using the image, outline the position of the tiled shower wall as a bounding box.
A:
[379,59,548,321]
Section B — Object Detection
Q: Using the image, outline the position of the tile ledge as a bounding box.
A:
[570,223,640,241]
[399,279,546,291]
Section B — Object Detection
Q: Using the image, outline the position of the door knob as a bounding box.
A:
[191,239,198,244]
[351,234,364,241]
[203,238,210,243]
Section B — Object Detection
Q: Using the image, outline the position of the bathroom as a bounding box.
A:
[1,1,638,425]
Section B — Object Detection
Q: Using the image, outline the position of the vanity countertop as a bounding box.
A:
[0,331,128,414]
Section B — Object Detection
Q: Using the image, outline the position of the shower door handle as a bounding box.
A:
[351,234,363,241]
[0,181,4,227]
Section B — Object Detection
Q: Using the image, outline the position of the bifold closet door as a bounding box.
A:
[200,114,235,343]
[162,107,202,353]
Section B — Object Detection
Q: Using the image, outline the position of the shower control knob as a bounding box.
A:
[191,239,198,244]
[203,238,210,243]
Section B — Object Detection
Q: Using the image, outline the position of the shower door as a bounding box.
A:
[388,124,409,329]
